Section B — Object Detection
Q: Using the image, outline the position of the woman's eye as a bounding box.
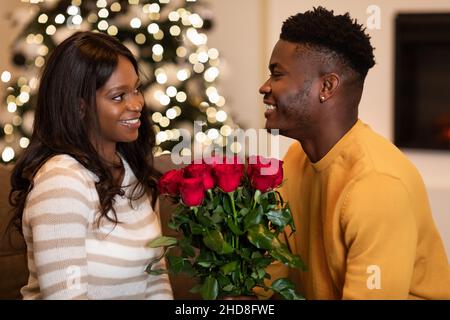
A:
[112,94,124,101]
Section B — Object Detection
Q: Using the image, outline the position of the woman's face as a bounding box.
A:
[93,55,144,152]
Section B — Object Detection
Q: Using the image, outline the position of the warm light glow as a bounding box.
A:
[208,48,219,59]
[20,137,30,149]
[2,147,15,162]
[159,95,170,106]
[130,18,142,29]
[169,25,181,36]
[72,15,83,25]
[4,124,13,135]
[166,86,177,97]
[110,2,121,12]
[38,14,48,24]
[97,20,109,30]
[159,117,170,127]
[152,44,164,55]
[193,63,204,73]
[98,8,109,18]
[107,25,118,36]
[46,25,56,35]
[197,51,208,63]
[55,14,65,24]
[166,108,177,119]
[67,5,79,15]
[152,112,162,123]
[147,23,159,34]
[207,128,219,140]
[176,46,187,58]
[176,69,189,81]
[35,56,45,68]
[135,33,146,44]
[168,11,180,21]
[1,71,11,83]
[204,67,219,82]
[189,13,203,28]
[96,0,107,8]
[176,92,187,103]
[7,102,17,113]
[220,125,232,136]
[216,110,227,122]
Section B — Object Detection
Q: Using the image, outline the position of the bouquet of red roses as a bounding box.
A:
[147,155,305,300]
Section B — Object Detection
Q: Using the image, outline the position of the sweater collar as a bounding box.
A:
[309,119,365,172]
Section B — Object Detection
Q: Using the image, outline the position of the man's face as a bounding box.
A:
[259,40,319,140]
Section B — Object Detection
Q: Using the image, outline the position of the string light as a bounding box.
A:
[1,0,232,163]
[1,71,11,83]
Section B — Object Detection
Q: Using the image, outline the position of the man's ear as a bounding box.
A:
[318,73,340,103]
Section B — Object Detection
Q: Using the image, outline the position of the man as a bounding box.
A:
[259,7,450,299]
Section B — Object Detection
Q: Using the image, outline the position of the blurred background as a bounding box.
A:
[0,0,449,260]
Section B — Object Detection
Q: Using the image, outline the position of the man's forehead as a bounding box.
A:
[270,40,308,66]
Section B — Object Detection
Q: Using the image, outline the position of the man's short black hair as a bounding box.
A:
[281,7,375,78]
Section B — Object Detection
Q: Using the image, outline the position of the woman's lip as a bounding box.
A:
[119,119,141,129]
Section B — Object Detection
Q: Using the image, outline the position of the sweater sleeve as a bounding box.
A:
[340,173,417,299]
[24,164,91,299]
[144,198,174,300]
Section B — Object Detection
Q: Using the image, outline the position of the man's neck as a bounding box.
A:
[299,118,357,163]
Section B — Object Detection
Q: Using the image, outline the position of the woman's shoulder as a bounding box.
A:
[34,154,96,184]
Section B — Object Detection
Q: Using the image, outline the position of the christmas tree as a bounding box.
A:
[0,0,233,163]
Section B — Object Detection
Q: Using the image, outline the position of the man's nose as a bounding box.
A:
[259,79,271,95]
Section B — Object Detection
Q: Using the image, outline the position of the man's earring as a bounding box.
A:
[319,96,325,103]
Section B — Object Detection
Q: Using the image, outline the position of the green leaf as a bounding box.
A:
[238,207,250,218]
[178,238,196,257]
[222,284,235,292]
[265,209,292,229]
[271,278,304,300]
[269,244,307,270]
[167,255,185,274]
[247,224,276,250]
[223,194,233,215]
[243,206,264,229]
[146,268,168,276]
[245,278,256,291]
[190,222,204,235]
[197,261,212,268]
[189,284,203,294]
[220,261,239,275]
[203,229,234,254]
[211,213,224,225]
[227,217,244,235]
[202,276,219,300]
[147,236,178,248]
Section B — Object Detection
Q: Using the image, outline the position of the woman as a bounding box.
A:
[9,31,173,300]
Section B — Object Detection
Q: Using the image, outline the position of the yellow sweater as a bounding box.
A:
[266,120,450,299]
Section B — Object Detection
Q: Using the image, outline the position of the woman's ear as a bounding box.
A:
[318,73,340,103]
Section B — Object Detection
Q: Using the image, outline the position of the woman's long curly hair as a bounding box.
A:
[9,31,160,233]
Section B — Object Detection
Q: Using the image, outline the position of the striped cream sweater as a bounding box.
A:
[21,154,173,300]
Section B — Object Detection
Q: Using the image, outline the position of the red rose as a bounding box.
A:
[184,163,215,190]
[158,169,183,196]
[180,177,205,206]
[247,156,283,193]
[212,157,244,193]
